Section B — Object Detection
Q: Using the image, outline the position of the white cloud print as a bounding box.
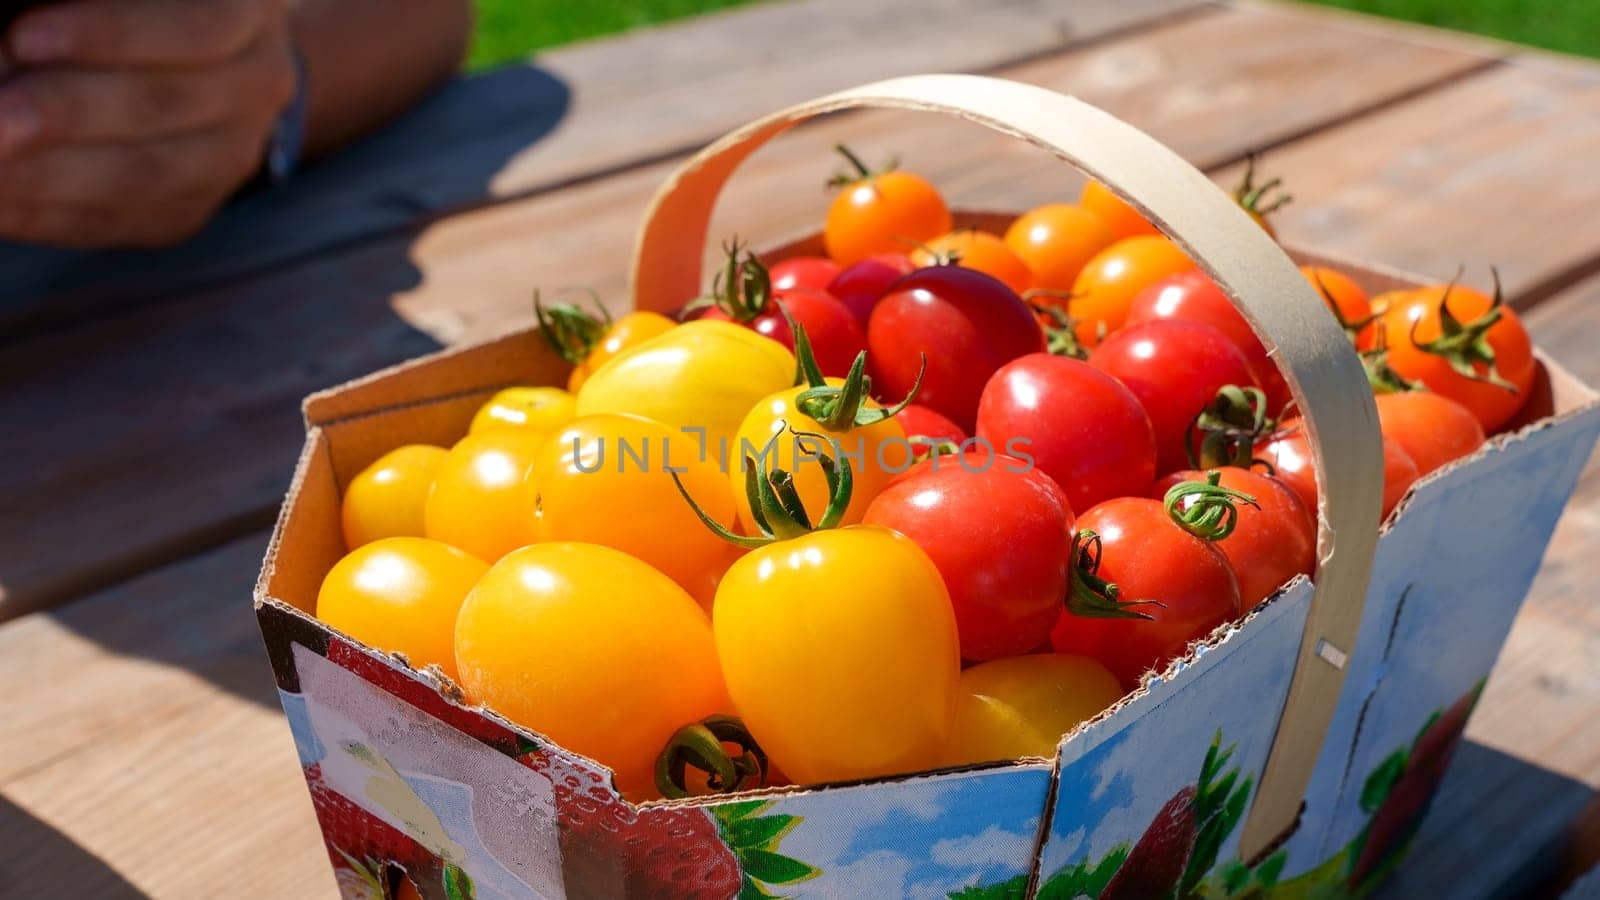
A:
[779,779,949,869]
[930,824,1037,870]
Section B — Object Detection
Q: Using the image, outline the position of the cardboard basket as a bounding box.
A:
[255,75,1600,899]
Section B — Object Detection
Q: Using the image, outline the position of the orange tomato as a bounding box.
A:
[1378,282,1535,431]
[423,429,544,562]
[911,230,1033,295]
[1003,203,1117,292]
[1300,265,1374,347]
[1070,235,1197,348]
[1079,180,1159,240]
[1262,417,1421,521]
[824,149,952,265]
[340,444,448,550]
[1375,392,1486,477]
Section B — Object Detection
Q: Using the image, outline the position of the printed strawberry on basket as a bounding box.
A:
[256,75,1600,900]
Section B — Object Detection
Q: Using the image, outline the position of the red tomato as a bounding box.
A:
[1375,392,1485,476]
[699,251,865,378]
[976,354,1157,515]
[1261,417,1420,520]
[1089,320,1258,474]
[1051,498,1241,687]
[1125,271,1290,414]
[895,403,967,445]
[828,253,916,328]
[1153,468,1315,610]
[864,458,1076,660]
[1079,180,1159,240]
[1003,203,1118,292]
[770,256,841,292]
[1378,282,1535,431]
[824,149,952,265]
[868,266,1044,430]
[1069,235,1196,349]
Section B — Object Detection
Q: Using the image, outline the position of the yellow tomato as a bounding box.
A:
[340,444,448,550]
[469,386,577,434]
[529,414,738,598]
[730,381,910,530]
[714,526,960,785]
[1070,235,1196,348]
[423,429,544,562]
[317,537,488,679]
[575,319,795,453]
[941,654,1123,766]
[567,311,677,392]
[454,543,726,798]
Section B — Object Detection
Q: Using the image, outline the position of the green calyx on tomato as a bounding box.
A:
[790,319,925,431]
[682,239,775,324]
[534,289,611,365]
[1188,384,1277,469]
[1066,530,1162,621]
[1360,327,1421,395]
[826,143,898,190]
[1164,470,1259,542]
[673,425,854,548]
[1409,268,1518,393]
[1028,296,1092,361]
[1232,152,1293,221]
[1309,269,1379,346]
[654,713,770,799]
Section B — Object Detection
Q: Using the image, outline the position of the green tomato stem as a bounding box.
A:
[1187,384,1276,469]
[1164,470,1258,542]
[1409,267,1518,393]
[1065,530,1162,621]
[655,715,768,799]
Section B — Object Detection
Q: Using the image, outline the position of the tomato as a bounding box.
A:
[469,386,577,435]
[423,428,544,562]
[529,415,738,602]
[575,318,795,453]
[1300,265,1374,347]
[536,297,676,393]
[868,266,1044,429]
[1232,154,1291,239]
[1153,468,1315,610]
[1070,235,1197,349]
[1051,498,1242,687]
[824,147,952,265]
[941,654,1123,766]
[1261,416,1420,520]
[976,353,1157,514]
[317,536,488,679]
[341,444,447,550]
[769,255,840,292]
[1003,203,1118,292]
[1375,392,1486,476]
[1080,180,1159,240]
[911,230,1034,295]
[827,253,916,328]
[895,403,967,445]
[1125,271,1290,414]
[696,247,865,377]
[455,543,726,799]
[1089,320,1259,474]
[1377,281,1535,431]
[864,457,1076,660]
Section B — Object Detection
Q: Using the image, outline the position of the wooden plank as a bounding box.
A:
[0,3,1500,620]
[0,533,336,899]
[0,0,1204,334]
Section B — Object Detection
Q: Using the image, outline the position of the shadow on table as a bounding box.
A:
[0,796,148,898]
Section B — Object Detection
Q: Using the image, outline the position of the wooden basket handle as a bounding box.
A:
[628,73,1383,857]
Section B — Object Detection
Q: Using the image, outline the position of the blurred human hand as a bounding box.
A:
[0,0,297,248]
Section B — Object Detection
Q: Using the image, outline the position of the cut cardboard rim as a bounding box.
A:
[627,73,1383,856]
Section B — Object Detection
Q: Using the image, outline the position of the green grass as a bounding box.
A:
[469,0,766,70]
[1303,0,1600,58]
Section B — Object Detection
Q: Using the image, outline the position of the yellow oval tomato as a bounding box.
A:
[941,654,1123,766]
[714,526,960,785]
[567,311,678,392]
[469,386,577,435]
[529,414,738,599]
[423,429,544,562]
[340,444,448,550]
[317,537,488,679]
[454,542,726,798]
[575,319,795,453]
[730,382,910,530]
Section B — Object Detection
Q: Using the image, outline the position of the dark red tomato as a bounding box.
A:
[895,403,967,445]
[1125,271,1291,414]
[828,253,917,328]
[1153,468,1315,610]
[868,266,1044,429]
[975,354,1157,515]
[703,285,865,378]
[1050,498,1241,688]
[865,458,1075,660]
[1089,320,1258,475]
[770,256,841,292]
[1261,417,1420,521]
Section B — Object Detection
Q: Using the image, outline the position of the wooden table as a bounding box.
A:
[3,1,1598,896]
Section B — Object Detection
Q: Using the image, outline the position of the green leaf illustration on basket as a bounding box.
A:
[709,800,819,899]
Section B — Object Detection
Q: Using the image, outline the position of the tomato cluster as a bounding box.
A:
[316,149,1531,803]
